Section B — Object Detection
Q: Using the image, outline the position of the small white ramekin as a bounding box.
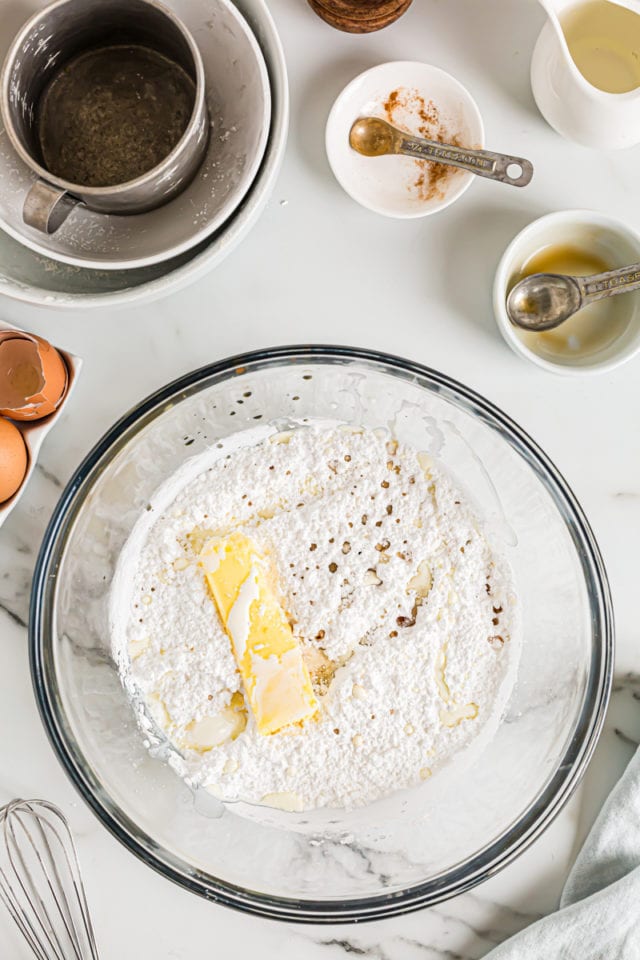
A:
[493,210,640,375]
[326,61,484,219]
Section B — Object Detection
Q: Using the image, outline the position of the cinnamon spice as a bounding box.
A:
[381,86,463,202]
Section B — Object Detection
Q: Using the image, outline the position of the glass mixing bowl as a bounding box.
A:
[30,346,613,922]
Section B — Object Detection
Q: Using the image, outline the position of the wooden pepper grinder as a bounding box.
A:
[307,0,413,33]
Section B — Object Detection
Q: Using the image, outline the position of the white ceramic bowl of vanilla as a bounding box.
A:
[494,209,640,375]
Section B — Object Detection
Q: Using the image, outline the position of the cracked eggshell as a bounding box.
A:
[0,331,68,421]
[0,320,82,529]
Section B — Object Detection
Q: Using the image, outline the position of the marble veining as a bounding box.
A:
[0,600,27,629]
[293,887,547,960]
[34,461,63,488]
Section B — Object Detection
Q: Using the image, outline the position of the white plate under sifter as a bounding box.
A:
[0,0,271,270]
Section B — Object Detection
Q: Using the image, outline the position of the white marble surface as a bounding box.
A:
[1,0,639,955]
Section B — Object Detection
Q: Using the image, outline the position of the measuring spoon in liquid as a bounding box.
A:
[507,261,640,331]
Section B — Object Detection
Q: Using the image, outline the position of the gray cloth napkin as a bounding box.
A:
[485,748,640,959]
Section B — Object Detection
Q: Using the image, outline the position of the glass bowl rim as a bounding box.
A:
[29,344,614,923]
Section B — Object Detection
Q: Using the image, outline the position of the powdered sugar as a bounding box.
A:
[111,423,519,810]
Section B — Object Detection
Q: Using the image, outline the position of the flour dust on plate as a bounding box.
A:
[110,423,520,813]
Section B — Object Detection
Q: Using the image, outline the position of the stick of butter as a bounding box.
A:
[200,532,318,735]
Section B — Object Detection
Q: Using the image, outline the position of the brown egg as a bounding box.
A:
[0,417,28,503]
[0,332,68,421]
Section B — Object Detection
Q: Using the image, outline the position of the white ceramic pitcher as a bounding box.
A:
[531,0,640,149]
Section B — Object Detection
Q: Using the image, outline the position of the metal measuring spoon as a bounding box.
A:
[349,117,534,187]
[507,262,640,331]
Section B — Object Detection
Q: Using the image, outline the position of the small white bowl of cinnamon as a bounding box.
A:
[326,61,484,218]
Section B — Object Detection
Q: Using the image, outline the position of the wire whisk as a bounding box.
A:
[0,799,99,960]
